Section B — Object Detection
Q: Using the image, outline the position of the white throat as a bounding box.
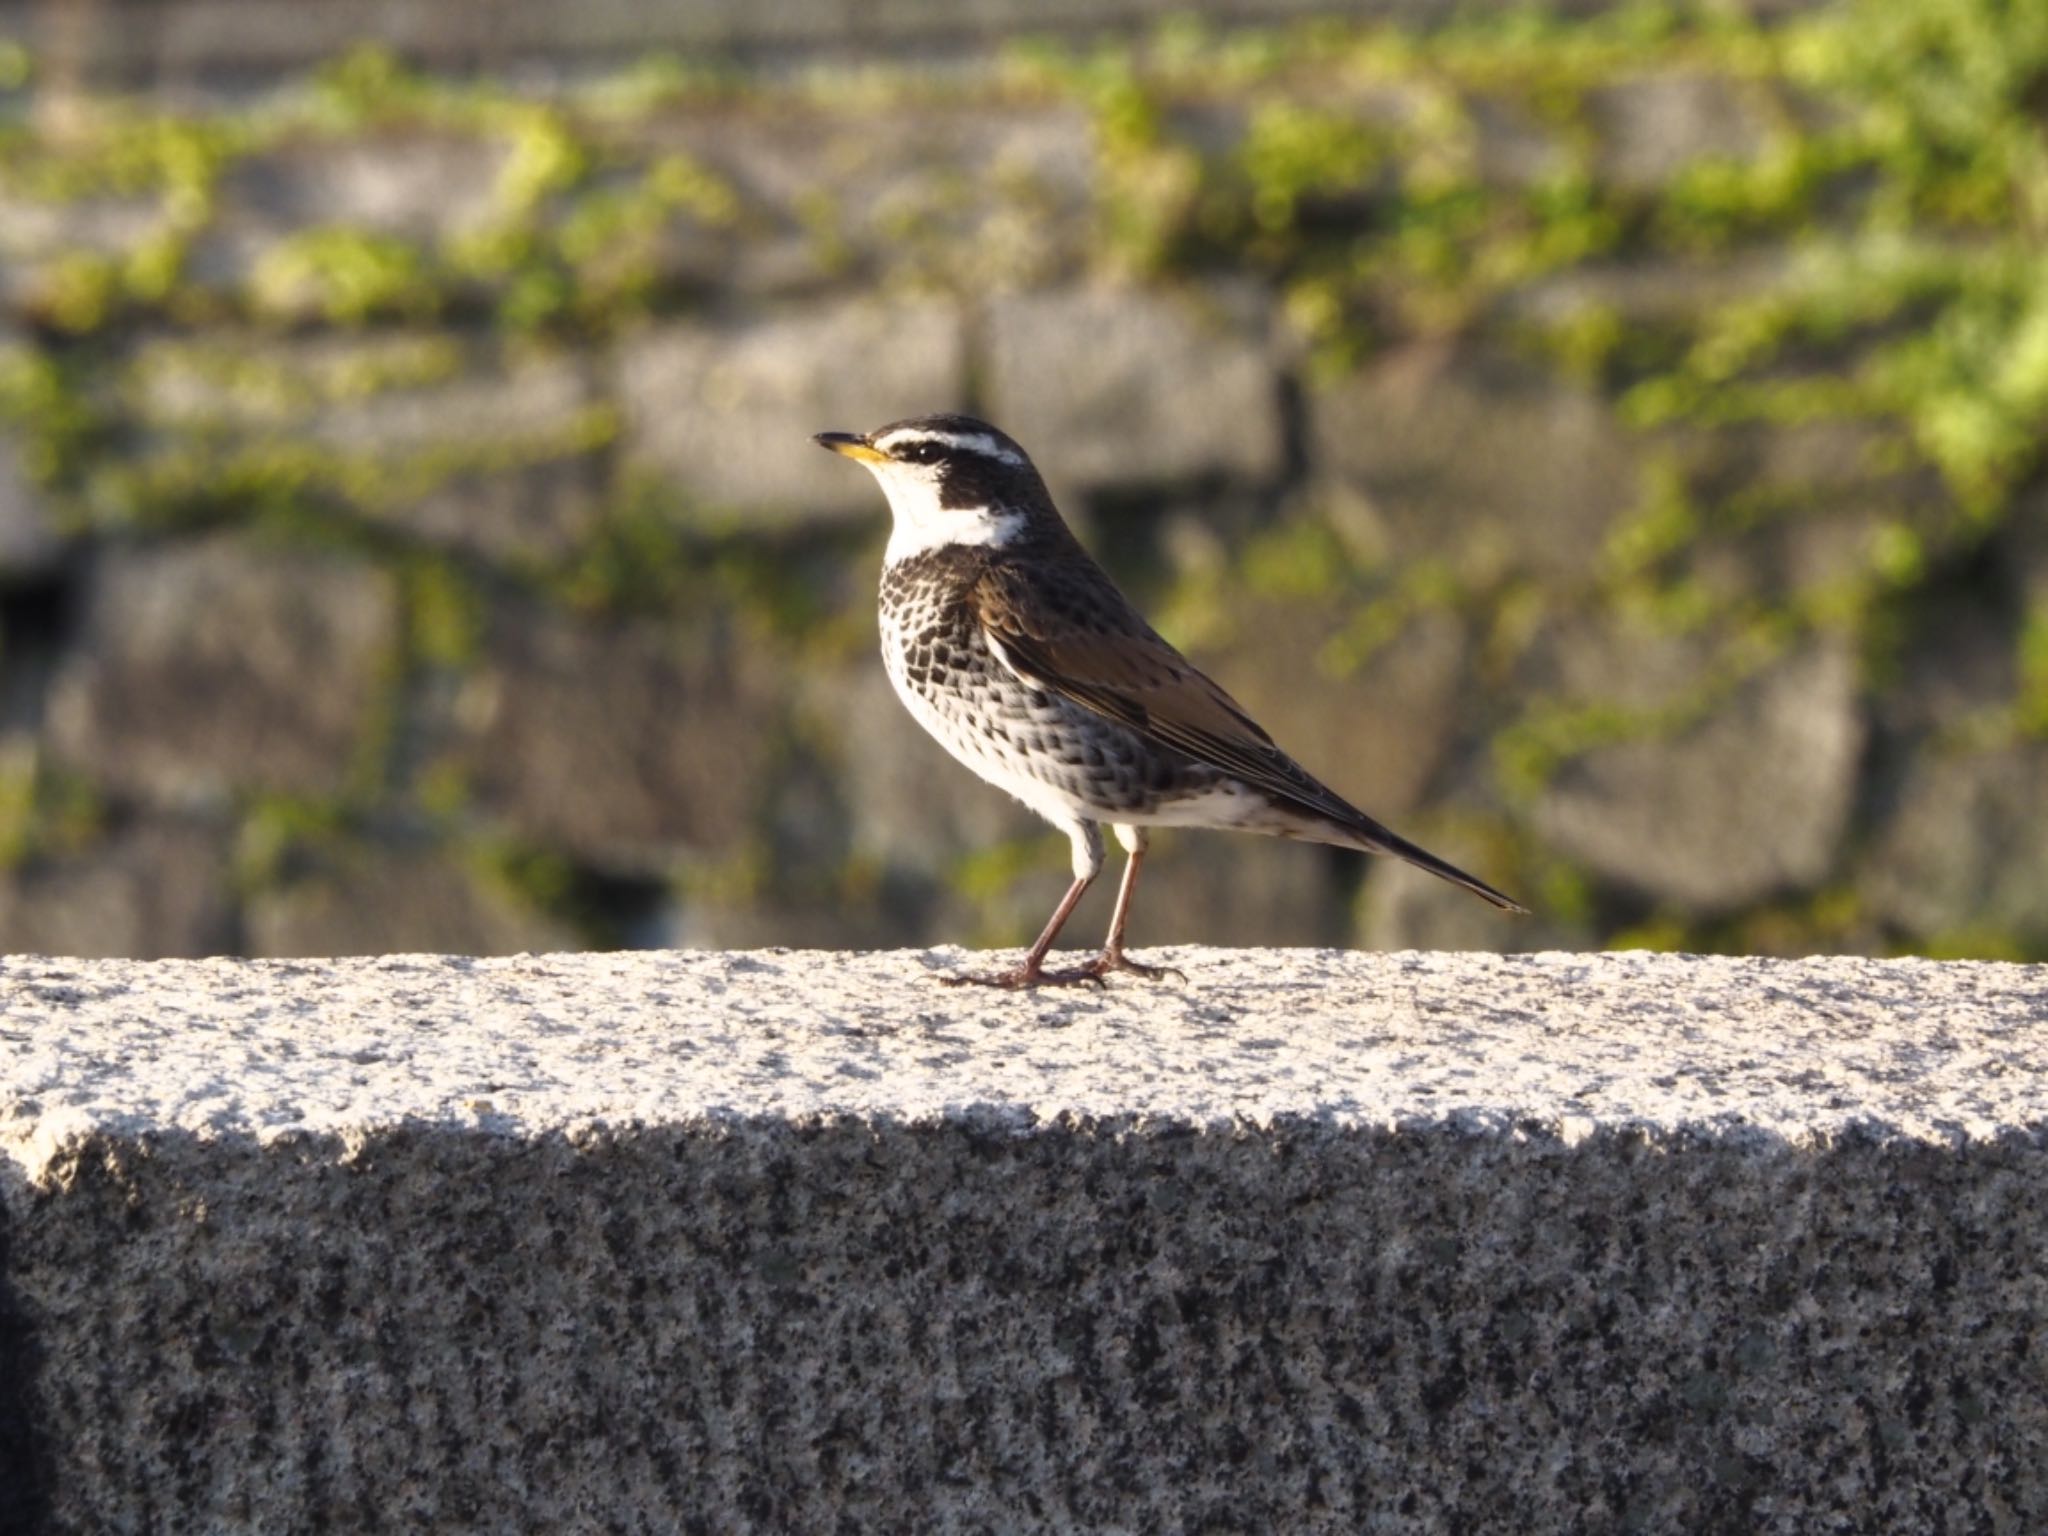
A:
[871,466,1026,566]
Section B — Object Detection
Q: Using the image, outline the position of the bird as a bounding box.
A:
[814,412,1525,988]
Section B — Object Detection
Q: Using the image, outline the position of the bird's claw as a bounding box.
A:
[1082,952,1186,984]
[940,963,1107,991]
[937,952,1183,989]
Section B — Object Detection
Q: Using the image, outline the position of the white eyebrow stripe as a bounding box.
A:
[873,428,1024,466]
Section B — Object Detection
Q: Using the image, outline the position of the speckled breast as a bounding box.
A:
[878,553,1194,823]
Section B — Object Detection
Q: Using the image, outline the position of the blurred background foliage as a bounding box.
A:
[0,0,2042,961]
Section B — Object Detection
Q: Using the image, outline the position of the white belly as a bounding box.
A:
[879,623,1096,833]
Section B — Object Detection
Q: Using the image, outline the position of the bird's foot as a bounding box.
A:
[939,960,1107,991]
[1080,950,1186,984]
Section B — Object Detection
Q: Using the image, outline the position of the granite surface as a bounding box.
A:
[2,948,2045,1532]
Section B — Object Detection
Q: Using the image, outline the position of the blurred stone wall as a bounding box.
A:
[0,1,2043,962]
[0,0,1832,92]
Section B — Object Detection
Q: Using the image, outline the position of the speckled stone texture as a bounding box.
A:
[2,948,2045,1533]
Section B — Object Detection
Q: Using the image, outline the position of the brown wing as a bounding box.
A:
[972,558,1367,830]
[973,556,1528,912]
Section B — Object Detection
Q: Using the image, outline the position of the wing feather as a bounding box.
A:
[973,561,1365,828]
[970,554,1527,914]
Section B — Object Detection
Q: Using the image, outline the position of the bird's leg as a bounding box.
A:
[1081,827,1185,983]
[941,873,1101,989]
[942,823,1108,989]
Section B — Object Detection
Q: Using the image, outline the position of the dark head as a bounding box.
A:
[813,413,1063,564]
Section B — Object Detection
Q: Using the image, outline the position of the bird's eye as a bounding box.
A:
[898,442,942,464]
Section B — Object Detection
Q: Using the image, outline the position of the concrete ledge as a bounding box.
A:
[3,948,2046,1531]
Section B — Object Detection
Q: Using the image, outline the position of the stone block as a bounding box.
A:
[1869,585,2019,740]
[1124,832,1354,948]
[204,135,511,261]
[245,846,580,958]
[439,597,778,872]
[1863,742,2048,947]
[800,660,1040,880]
[0,190,160,310]
[35,0,1502,89]
[45,537,398,804]
[0,819,234,957]
[656,873,954,952]
[1306,343,1640,585]
[618,298,965,521]
[1507,253,1793,332]
[1358,853,1582,953]
[61,1,512,85]
[1585,72,1774,192]
[186,135,514,305]
[1192,598,1469,821]
[1465,93,1572,187]
[0,188,159,265]
[3,950,2045,1532]
[636,105,1096,296]
[1531,634,1863,911]
[127,333,594,460]
[2008,488,2048,611]
[316,354,594,462]
[367,458,607,566]
[0,430,63,578]
[1675,418,1947,535]
[1627,419,1959,615]
[984,284,1283,492]
[674,828,1356,956]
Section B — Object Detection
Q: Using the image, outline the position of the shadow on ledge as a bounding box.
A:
[6,1114,2045,1533]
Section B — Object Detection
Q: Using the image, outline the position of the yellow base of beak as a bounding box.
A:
[814,431,889,465]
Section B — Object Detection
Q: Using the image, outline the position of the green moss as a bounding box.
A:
[415,760,473,820]
[1606,917,1691,953]
[547,152,739,315]
[75,389,613,546]
[1492,608,1800,801]
[1234,102,1384,239]
[1319,559,1460,677]
[1240,517,1351,602]
[349,630,411,807]
[4,2,2044,959]
[952,835,1063,907]
[305,45,440,128]
[0,749,99,872]
[1597,455,1699,588]
[125,333,464,420]
[0,105,252,203]
[402,558,485,668]
[2016,605,2048,740]
[494,109,589,216]
[1911,929,2033,963]
[250,227,440,323]
[1602,882,1880,961]
[233,795,352,893]
[1533,859,1597,929]
[546,480,867,659]
[1495,696,1656,802]
[550,488,696,613]
[1001,0,2048,545]
[0,745,31,870]
[0,346,106,491]
[472,838,581,916]
[672,844,768,910]
[18,765,107,866]
[951,835,1070,945]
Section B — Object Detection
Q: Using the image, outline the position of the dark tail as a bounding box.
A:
[1327,814,1528,914]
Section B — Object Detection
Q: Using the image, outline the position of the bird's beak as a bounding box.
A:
[813,431,888,465]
